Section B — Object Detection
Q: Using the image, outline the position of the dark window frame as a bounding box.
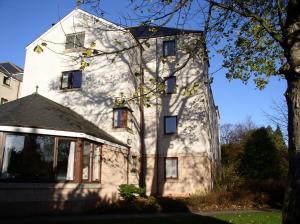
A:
[163,40,176,57]
[60,70,82,90]
[164,116,178,135]
[164,157,178,179]
[165,76,176,94]
[3,76,11,86]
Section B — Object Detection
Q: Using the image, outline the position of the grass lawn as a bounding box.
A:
[39,211,281,224]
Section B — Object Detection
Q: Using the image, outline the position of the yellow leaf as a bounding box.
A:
[33,45,43,54]
[86,49,92,57]
[90,41,96,48]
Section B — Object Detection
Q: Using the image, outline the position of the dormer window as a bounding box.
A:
[65,32,85,49]
[113,108,131,129]
[61,70,82,90]
[163,40,176,57]
[3,76,11,86]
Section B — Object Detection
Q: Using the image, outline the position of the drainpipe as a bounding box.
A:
[155,38,160,195]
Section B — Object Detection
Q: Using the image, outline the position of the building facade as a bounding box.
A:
[0,62,23,104]
[0,8,220,214]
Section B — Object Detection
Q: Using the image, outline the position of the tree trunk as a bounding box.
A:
[283,75,300,224]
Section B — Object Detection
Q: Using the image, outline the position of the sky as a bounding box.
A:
[0,0,287,127]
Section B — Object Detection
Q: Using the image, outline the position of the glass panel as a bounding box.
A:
[114,109,121,127]
[165,116,177,134]
[82,141,91,180]
[57,139,75,180]
[72,71,82,88]
[165,158,177,178]
[65,35,74,49]
[92,145,101,181]
[1,134,54,180]
[166,77,176,94]
[75,33,85,47]
[61,73,69,89]
[164,41,175,56]
[1,135,25,179]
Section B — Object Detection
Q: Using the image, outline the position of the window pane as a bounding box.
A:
[163,41,175,56]
[82,141,91,180]
[165,158,177,178]
[1,135,25,179]
[65,35,74,49]
[114,109,127,128]
[61,73,69,89]
[72,71,82,88]
[166,77,176,94]
[75,33,85,48]
[92,145,101,181]
[1,135,54,181]
[165,116,177,134]
[56,139,75,180]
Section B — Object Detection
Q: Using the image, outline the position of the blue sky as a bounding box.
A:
[0,0,287,126]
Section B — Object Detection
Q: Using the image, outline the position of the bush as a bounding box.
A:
[118,184,145,201]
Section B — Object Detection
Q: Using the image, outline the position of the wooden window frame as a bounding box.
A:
[163,40,176,57]
[164,157,178,179]
[0,132,103,184]
[164,116,178,135]
[112,108,128,129]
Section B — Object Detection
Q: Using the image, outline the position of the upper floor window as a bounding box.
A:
[164,116,177,134]
[113,108,131,129]
[1,98,8,105]
[65,32,85,49]
[163,40,175,57]
[3,76,11,86]
[165,76,176,94]
[61,70,82,90]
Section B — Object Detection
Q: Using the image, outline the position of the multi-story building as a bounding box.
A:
[0,62,23,104]
[0,8,220,215]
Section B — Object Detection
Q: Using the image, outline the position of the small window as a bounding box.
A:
[61,70,82,90]
[164,116,177,134]
[113,108,128,128]
[165,76,176,94]
[0,98,8,104]
[163,40,175,57]
[65,32,85,49]
[3,76,11,86]
[82,141,101,182]
[165,157,178,179]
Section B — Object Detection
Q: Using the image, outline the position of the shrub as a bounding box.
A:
[118,184,145,201]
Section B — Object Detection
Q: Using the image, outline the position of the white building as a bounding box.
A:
[0,8,220,215]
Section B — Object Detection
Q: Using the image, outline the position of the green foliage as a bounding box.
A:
[118,184,145,201]
[239,126,288,180]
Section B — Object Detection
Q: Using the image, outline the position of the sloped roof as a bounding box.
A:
[0,94,128,147]
[0,62,23,81]
[129,26,202,39]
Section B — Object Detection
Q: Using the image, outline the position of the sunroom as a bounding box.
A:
[0,93,129,216]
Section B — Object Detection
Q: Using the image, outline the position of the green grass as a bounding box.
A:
[39,211,281,224]
[215,211,282,224]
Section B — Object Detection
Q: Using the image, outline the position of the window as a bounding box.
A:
[163,40,175,57]
[3,76,11,86]
[1,98,8,105]
[0,134,102,183]
[165,76,176,94]
[61,70,82,90]
[1,134,55,181]
[65,32,85,49]
[113,108,128,128]
[165,157,178,179]
[82,141,101,182]
[164,116,177,134]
